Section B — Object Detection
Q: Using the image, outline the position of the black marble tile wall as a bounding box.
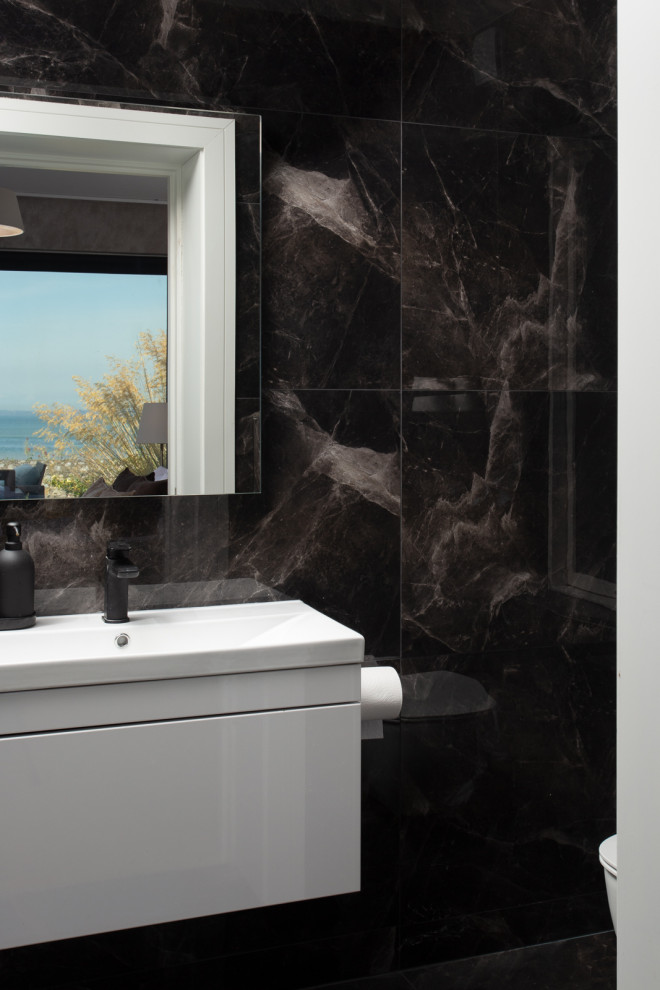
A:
[406,931,616,990]
[309,931,616,989]
[0,494,231,614]
[402,0,616,139]
[402,127,617,391]
[402,390,550,655]
[229,388,401,658]
[0,0,402,119]
[261,112,401,390]
[0,1,617,988]
[235,201,261,400]
[402,390,616,657]
[398,645,615,966]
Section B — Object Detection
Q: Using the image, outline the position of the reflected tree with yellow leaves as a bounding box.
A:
[32,330,166,485]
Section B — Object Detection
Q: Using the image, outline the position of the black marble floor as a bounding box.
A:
[305,932,616,990]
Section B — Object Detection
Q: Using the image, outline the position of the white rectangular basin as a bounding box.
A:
[0,600,365,692]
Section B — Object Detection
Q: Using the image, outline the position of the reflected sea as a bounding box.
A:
[0,410,53,459]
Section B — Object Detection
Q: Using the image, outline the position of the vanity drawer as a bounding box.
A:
[0,702,361,949]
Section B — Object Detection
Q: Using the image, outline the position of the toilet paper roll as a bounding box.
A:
[360,666,402,722]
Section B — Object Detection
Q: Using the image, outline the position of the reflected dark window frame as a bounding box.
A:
[0,250,166,277]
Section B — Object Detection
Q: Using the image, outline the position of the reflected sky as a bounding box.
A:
[0,270,167,408]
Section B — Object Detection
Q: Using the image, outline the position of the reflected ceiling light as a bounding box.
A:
[0,188,23,236]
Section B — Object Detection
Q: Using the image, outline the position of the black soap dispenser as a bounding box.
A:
[0,521,35,629]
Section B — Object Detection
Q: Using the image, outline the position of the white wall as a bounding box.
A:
[618,5,660,986]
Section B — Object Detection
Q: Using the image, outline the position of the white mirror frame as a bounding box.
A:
[0,97,236,495]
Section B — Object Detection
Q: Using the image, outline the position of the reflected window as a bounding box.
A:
[0,252,167,498]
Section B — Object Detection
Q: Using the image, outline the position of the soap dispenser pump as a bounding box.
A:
[0,521,35,629]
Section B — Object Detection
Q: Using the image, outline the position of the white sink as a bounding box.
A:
[0,600,365,692]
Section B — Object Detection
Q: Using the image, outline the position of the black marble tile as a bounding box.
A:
[0,923,160,990]
[305,974,411,990]
[0,0,401,120]
[402,125,616,393]
[235,397,261,494]
[402,391,615,656]
[549,393,616,593]
[405,931,616,989]
[262,112,401,390]
[0,494,229,609]
[190,926,397,990]
[0,926,398,990]
[402,0,616,139]
[399,894,613,970]
[232,112,262,206]
[229,389,401,657]
[0,912,237,990]
[235,202,261,402]
[398,647,615,954]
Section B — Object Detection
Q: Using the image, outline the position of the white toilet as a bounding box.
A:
[599,834,618,933]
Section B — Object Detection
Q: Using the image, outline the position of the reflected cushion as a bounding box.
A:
[83,478,135,498]
[131,479,168,496]
[112,468,150,492]
[14,462,46,486]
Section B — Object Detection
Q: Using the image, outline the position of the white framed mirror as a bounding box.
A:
[0,96,243,497]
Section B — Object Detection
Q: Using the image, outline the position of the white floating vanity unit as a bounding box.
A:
[0,601,364,949]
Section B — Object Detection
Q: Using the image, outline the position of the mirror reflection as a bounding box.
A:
[0,96,261,498]
[0,167,170,498]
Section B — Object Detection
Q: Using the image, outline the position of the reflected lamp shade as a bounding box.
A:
[136,403,168,444]
[0,189,24,237]
[136,402,168,467]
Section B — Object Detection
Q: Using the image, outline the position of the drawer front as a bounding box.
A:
[0,704,360,949]
[0,664,361,735]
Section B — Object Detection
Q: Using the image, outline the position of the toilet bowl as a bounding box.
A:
[599,834,617,933]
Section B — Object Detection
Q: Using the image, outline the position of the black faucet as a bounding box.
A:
[103,541,140,623]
